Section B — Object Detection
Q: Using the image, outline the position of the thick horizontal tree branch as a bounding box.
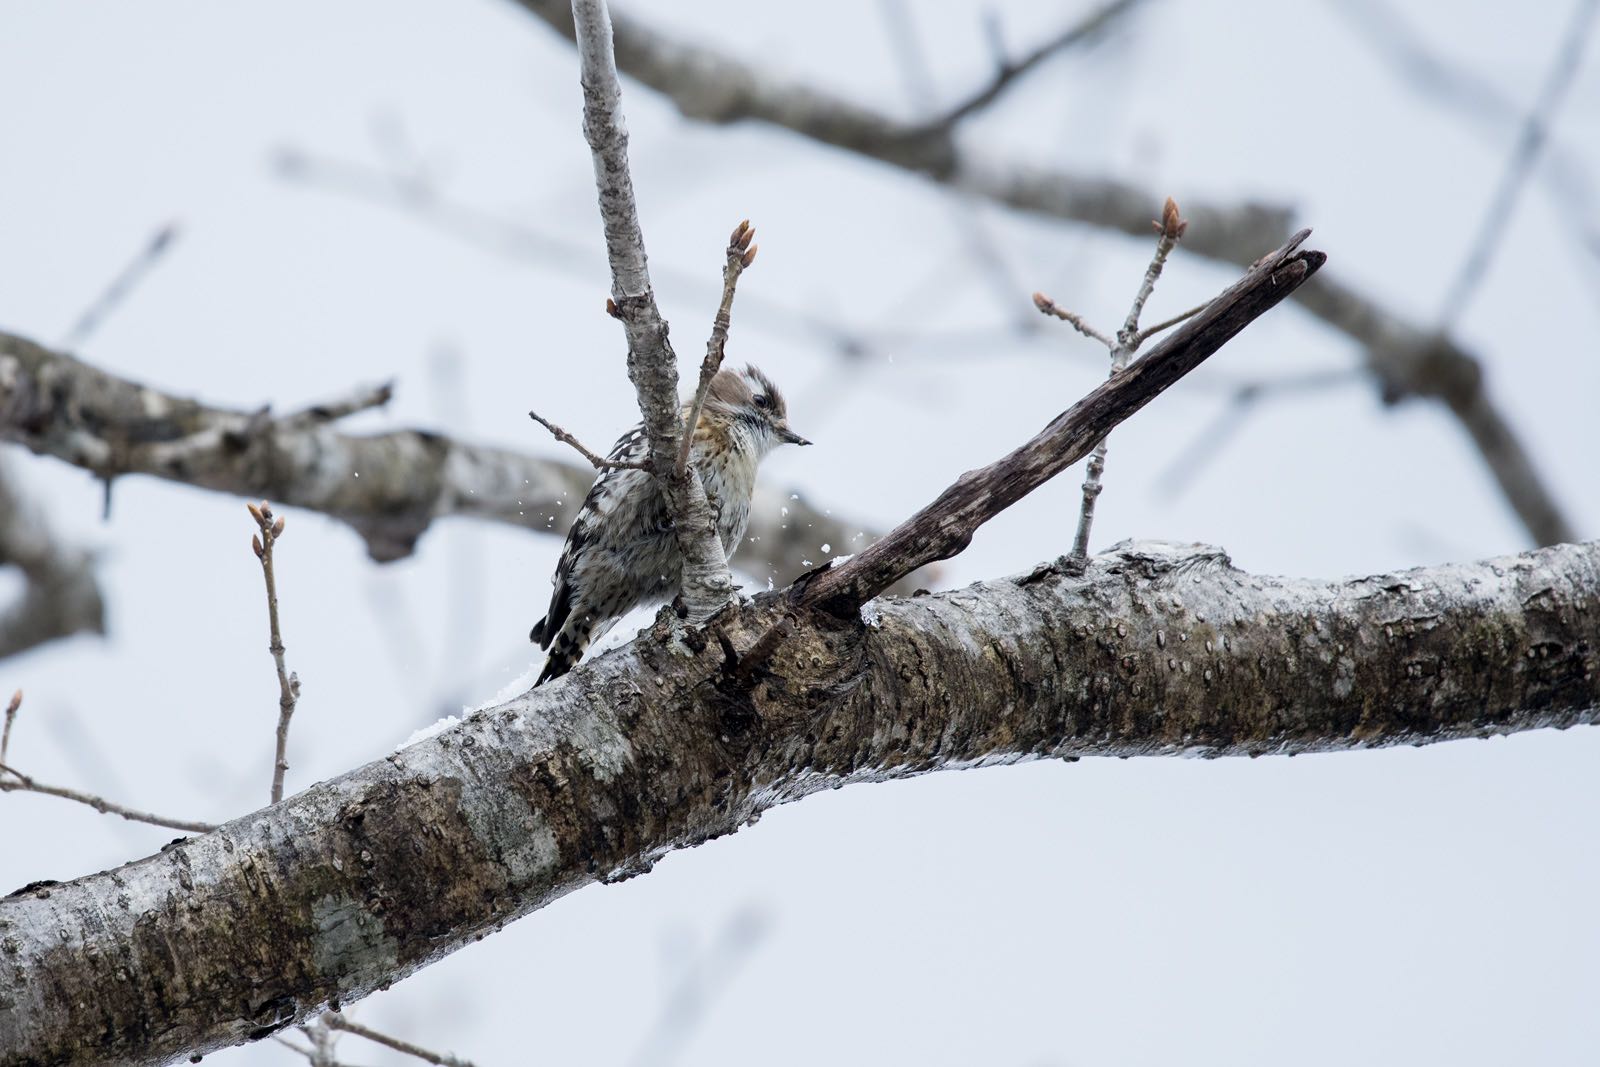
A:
[510,0,1577,548]
[2,537,1596,1066]
[800,229,1323,613]
[0,331,912,592]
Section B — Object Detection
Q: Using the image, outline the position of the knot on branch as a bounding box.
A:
[1097,539,1234,580]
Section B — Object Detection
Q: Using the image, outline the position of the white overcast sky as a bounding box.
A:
[2,1,1598,1065]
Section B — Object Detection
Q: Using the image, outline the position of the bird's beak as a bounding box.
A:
[778,426,811,447]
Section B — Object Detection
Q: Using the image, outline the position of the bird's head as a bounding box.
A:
[705,364,810,453]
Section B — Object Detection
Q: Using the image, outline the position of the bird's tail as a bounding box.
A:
[534,619,596,686]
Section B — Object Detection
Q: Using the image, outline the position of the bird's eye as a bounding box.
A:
[753,394,770,409]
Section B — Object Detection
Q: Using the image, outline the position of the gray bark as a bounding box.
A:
[2,538,1597,1067]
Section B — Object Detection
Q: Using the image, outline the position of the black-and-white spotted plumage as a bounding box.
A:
[531,365,807,684]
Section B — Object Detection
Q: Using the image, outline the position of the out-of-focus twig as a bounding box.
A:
[1154,368,1366,497]
[1324,0,1600,261]
[248,500,301,805]
[59,222,180,351]
[922,0,1149,130]
[1435,0,1598,326]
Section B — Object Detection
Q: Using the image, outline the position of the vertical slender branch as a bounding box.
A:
[2,689,21,766]
[1070,196,1188,559]
[248,500,301,804]
[570,0,735,620]
[677,219,758,477]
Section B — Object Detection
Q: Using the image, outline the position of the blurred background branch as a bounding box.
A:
[511,0,1579,547]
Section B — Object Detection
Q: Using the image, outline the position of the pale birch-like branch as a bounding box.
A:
[320,1014,476,1067]
[527,409,650,471]
[3,535,1596,1066]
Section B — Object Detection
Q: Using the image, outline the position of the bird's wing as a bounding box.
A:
[531,420,651,648]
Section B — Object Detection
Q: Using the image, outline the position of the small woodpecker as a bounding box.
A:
[531,364,809,683]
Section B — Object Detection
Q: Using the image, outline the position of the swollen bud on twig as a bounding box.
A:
[271,516,286,538]
[605,297,620,318]
[1032,292,1054,313]
[730,219,751,247]
[252,534,265,559]
[1157,197,1188,240]
[741,244,758,268]
[5,690,20,716]
[245,501,265,526]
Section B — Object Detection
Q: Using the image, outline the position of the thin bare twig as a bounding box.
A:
[248,501,301,804]
[59,222,180,351]
[0,686,215,833]
[623,905,773,1067]
[1133,301,1207,344]
[677,219,758,477]
[1035,199,1188,559]
[1,689,20,765]
[322,1013,477,1067]
[0,762,217,834]
[801,229,1322,613]
[1068,197,1189,558]
[528,410,650,471]
[1031,292,1113,348]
